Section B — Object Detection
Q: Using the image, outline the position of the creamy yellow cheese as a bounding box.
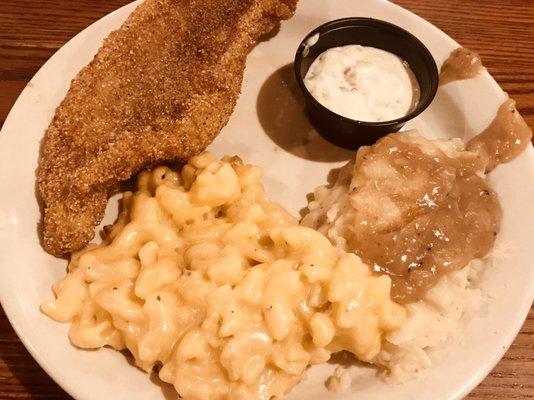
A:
[42,152,405,400]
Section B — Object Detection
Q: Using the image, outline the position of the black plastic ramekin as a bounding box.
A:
[294,18,439,150]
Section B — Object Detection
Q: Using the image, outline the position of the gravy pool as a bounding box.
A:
[439,47,483,85]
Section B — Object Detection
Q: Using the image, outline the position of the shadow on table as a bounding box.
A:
[0,305,71,399]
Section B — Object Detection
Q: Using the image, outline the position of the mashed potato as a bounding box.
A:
[302,132,489,380]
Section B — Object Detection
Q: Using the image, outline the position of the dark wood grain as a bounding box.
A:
[0,0,532,399]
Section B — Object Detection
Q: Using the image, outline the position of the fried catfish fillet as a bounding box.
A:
[37,0,298,257]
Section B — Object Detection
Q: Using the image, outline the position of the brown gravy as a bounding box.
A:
[348,132,502,303]
[440,47,483,86]
[349,96,532,303]
[467,99,533,172]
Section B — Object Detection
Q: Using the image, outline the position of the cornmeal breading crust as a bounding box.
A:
[38,0,298,257]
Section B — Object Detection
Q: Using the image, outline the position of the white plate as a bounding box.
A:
[0,1,533,399]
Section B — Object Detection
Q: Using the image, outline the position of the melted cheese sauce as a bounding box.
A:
[304,45,420,122]
[41,153,405,399]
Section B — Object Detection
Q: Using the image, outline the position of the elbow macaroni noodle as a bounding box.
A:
[42,152,406,400]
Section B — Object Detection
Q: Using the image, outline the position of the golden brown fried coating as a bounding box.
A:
[38,0,298,257]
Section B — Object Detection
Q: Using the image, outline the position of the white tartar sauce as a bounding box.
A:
[304,45,420,122]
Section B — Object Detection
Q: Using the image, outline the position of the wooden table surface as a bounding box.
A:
[0,0,532,398]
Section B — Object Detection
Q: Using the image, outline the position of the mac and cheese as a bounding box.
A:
[42,152,405,400]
